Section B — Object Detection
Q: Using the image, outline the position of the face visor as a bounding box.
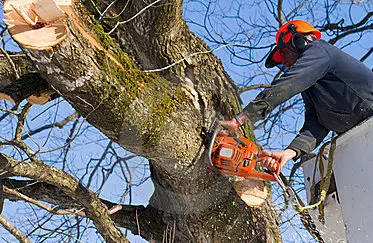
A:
[265,46,282,68]
[265,46,290,73]
[265,31,295,72]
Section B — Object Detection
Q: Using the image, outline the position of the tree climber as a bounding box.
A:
[220,20,373,172]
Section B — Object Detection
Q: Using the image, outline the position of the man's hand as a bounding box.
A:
[260,149,297,173]
[218,113,248,134]
[218,118,240,134]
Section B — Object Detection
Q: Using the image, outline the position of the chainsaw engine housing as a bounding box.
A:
[208,135,276,181]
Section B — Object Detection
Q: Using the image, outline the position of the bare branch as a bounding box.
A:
[21,112,79,140]
[328,23,373,45]
[277,0,283,25]
[0,153,128,243]
[238,84,271,94]
[2,178,167,242]
[0,46,19,79]
[285,0,306,20]
[99,0,119,21]
[0,214,30,243]
[321,12,373,32]
[360,47,373,62]
[108,0,162,34]
[15,103,32,142]
[3,186,86,217]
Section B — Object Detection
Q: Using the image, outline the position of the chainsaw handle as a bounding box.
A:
[256,153,281,176]
[206,126,224,174]
[233,136,247,147]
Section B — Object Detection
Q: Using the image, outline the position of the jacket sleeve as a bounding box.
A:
[286,93,330,160]
[243,42,332,123]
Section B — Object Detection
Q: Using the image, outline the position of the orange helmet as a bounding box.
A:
[266,20,322,68]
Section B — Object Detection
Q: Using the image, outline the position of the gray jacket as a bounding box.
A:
[243,39,373,159]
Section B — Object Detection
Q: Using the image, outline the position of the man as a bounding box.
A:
[220,20,373,172]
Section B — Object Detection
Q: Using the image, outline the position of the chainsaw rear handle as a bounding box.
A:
[256,153,281,176]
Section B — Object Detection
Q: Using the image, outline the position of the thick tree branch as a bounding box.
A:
[0,153,128,243]
[3,186,86,217]
[0,214,30,243]
[2,178,167,242]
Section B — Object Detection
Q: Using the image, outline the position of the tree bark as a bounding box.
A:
[3,0,281,242]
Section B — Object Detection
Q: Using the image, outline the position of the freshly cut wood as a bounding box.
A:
[33,0,66,22]
[233,177,268,208]
[3,0,71,50]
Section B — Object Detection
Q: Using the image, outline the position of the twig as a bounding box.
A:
[360,47,373,62]
[136,209,141,236]
[21,113,78,140]
[89,0,102,15]
[108,0,162,34]
[104,0,130,19]
[285,0,306,20]
[0,107,20,115]
[0,104,19,122]
[144,44,237,73]
[119,158,133,204]
[12,103,37,161]
[238,84,271,94]
[0,46,19,79]
[39,227,85,243]
[99,0,118,21]
[172,220,176,243]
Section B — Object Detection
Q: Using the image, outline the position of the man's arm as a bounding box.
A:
[260,93,330,171]
[287,93,330,160]
[221,43,331,133]
[242,42,332,123]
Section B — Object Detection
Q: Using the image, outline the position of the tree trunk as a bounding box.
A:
[4,0,281,242]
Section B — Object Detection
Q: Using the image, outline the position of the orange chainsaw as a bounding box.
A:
[204,126,280,181]
[202,123,303,210]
